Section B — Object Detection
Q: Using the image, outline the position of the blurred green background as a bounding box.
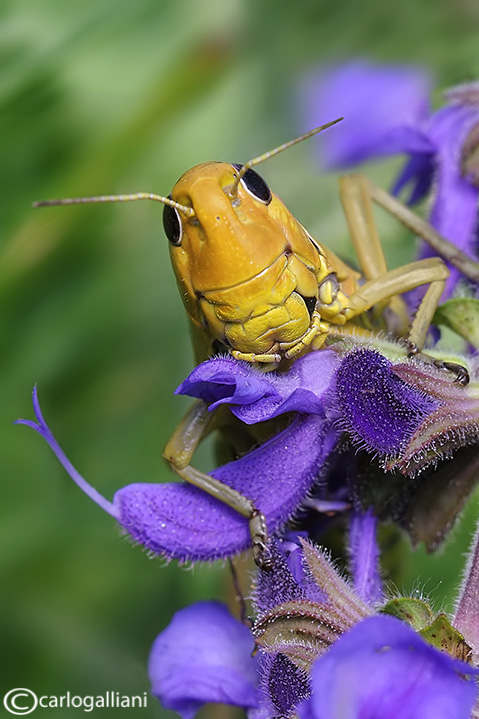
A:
[2,1,479,717]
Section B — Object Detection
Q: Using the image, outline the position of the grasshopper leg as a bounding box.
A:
[367,177,479,284]
[163,399,270,566]
[339,174,469,383]
[343,256,448,351]
[342,173,479,283]
[339,174,409,331]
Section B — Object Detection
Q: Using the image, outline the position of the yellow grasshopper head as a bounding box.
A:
[166,161,326,346]
[34,120,344,364]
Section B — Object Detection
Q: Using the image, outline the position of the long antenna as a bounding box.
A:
[227,117,343,200]
[33,192,196,218]
[33,119,343,214]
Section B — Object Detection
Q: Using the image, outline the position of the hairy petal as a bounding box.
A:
[253,538,326,617]
[18,385,338,563]
[259,652,311,719]
[149,601,258,719]
[118,415,339,561]
[300,615,479,719]
[348,508,382,606]
[336,348,437,456]
[176,351,340,423]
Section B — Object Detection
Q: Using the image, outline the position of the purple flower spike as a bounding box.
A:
[177,350,340,424]
[148,601,258,718]
[299,615,479,719]
[336,348,437,456]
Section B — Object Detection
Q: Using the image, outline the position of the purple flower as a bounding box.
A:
[149,540,479,719]
[149,538,373,718]
[302,62,434,169]
[300,615,478,719]
[148,601,259,719]
[16,355,340,562]
[17,342,479,563]
[302,61,479,297]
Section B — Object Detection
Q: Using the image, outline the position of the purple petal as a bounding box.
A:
[253,540,306,616]
[336,348,437,455]
[422,104,479,297]
[301,61,434,169]
[148,601,258,719]
[19,389,339,562]
[299,615,479,719]
[348,508,382,606]
[176,356,275,412]
[16,387,118,518]
[117,415,340,561]
[392,153,435,204]
[176,351,340,423]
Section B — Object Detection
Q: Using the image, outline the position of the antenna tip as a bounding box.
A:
[326,117,343,127]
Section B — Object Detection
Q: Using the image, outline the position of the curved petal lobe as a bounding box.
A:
[149,601,258,718]
[300,615,479,719]
[116,415,339,561]
[176,351,340,423]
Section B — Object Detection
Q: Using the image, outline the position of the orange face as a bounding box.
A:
[164,162,335,360]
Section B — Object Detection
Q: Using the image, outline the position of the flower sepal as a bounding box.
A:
[381,599,473,662]
[381,596,434,631]
[391,359,479,475]
[254,539,371,674]
[337,346,479,551]
[420,614,473,663]
[433,297,479,348]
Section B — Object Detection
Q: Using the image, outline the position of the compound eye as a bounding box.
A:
[232,164,272,204]
[163,196,182,246]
